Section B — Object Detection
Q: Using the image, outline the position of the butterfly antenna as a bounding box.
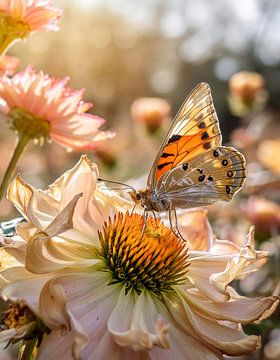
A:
[98,178,136,192]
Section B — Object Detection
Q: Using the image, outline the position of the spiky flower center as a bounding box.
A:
[0,11,30,39]
[9,107,50,140]
[98,213,189,296]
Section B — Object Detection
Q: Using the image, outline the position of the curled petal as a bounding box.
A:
[7,175,58,230]
[109,290,170,351]
[181,288,279,324]
[39,278,70,331]
[178,209,213,251]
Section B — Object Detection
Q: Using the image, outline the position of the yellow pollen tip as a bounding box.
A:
[98,212,189,296]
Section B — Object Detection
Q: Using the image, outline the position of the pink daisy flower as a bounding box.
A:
[0,66,114,150]
[0,0,62,54]
[0,55,20,76]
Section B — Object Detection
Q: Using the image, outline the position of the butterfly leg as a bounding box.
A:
[130,203,136,215]
[140,208,148,238]
[168,206,186,242]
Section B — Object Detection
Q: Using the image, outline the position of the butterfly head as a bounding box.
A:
[129,190,144,205]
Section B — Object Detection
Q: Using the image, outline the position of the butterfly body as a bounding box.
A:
[130,188,171,212]
[130,83,246,215]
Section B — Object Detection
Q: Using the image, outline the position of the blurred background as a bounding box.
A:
[1,1,280,358]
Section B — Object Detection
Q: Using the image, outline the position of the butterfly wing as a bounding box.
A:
[156,147,246,208]
[147,83,222,190]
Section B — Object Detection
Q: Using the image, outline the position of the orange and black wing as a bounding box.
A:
[147,83,222,190]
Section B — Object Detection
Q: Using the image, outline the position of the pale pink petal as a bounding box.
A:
[177,209,213,251]
[108,290,169,351]
[182,288,279,323]
[37,329,76,360]
[1,274,52,316]
[7,175,58,229]
[184,305,261,356]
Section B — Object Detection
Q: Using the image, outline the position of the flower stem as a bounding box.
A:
[19,338,38,360]
[0,133,30,202]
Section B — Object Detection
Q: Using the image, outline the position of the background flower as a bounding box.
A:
[0,55,20,76]
[0,0,62,55]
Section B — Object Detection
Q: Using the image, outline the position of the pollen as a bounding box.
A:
[9,107,50,140]
[98,212,189,296]
[1,302,35,330]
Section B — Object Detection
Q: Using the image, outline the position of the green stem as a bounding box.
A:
[19,338,38,360]
[0,133,30,202]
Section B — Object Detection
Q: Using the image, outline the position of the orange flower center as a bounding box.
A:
[9,107,50,140]
[98,213,189,296]
[0,11,30,38]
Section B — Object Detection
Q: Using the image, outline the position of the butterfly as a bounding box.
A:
[101,83,246,238]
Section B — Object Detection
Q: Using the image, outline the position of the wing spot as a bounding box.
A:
[157,162,172,170]
[195,113,203,122]
[168,134,182,144]
[197,168,204,174]
[222,159,228,166]
[226,185,231,194]
[208,176,213,181]
[161,152,174,158]
[198,175,205,182]
[201,131,209,140]
[203,142,211,149]
[227,170,233,177]
[182,163,189,171]
[198,121,206,129]
[213,150,219,157]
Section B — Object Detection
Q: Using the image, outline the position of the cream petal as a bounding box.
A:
[54,271,122,358]
[0,266,31,288]
[150,327,222,360]
[81,330,149,360]
[210,239,266,297]
[188,228,267,302]
[7,176,43,229]
[1,274,52,316]
[177,209,213,251]
[187,253,231,302]
[181,288,279,323]
[109,290,169,351]
[37,330,76,360]
[25,232,97,274]
[0,247,24,270]
[182,302,261,356]
[47,155,97,210]
[44,193,82,237]
[39,278,70,331]
[16,222,36,243]
[151,298,222,360]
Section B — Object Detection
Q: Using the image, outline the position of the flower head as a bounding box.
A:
[258,138,280,175]
[1,157,278,359]
[228,71,267,116]
[0,55,20,76]
[131,97,171,134]
[0,66,114,150]
[0,0,62,55]
[242,196,280,234]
